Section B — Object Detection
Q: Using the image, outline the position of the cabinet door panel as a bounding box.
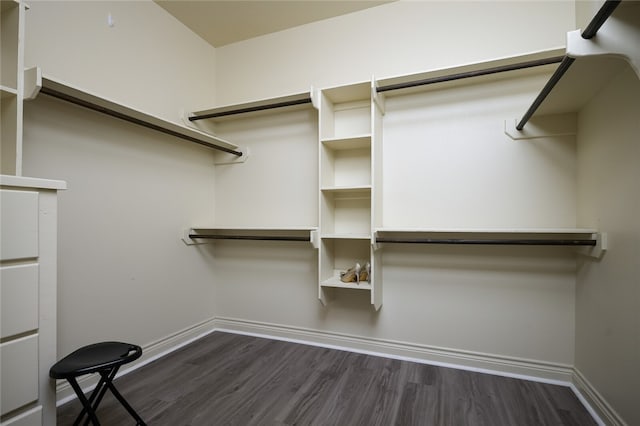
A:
[0,335,39,415]
[0,406,42,426]
[0,190,39,261]
[1,263,39,338]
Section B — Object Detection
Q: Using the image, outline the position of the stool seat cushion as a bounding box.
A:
[50,342,142,379]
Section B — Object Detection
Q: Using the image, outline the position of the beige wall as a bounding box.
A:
[24,0,216,123]
[576,66,640,426]
[211,67,579,367]
[209,0,580,368]
[215,0,575,104]
[21,1,219,356]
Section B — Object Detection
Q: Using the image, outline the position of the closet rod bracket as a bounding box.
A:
[182,229,207,245]
[577,232,607,259]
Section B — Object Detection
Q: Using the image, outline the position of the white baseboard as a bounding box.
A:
[212,316,575,385]
[572,368,626,426]
[56,316,611,426]
[55,317,217,406]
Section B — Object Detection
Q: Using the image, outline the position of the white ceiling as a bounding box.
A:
[154,0,392,47]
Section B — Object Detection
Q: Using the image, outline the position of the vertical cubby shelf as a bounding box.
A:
[1,0,24,176]
[318,81,383,310]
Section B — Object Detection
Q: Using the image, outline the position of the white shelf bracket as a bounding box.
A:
[182,229,208,245]
[310,86,320,110]
[372,231,381,251]
[577,232,608,259]
[505,113,577,140]
[567,15,640,79]
[214,146,250,165]
[310,230,320,249]
[23,67,42,101]
[371,77,386,115]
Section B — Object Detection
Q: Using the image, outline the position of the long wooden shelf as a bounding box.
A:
[374,228,602,248]
[376,49,564,97]
[184,227,318,245]
[26,69,243,156]
[376,227,597,234]
[189,91,314,122]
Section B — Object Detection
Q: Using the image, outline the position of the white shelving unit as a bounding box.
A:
[178,2,640,310]
[1,0,25,176]
[318,80,383,310]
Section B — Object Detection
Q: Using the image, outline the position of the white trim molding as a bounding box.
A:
[572,368,626,426]
[213,317,574,384]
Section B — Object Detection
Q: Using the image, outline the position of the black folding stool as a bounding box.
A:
[50,342,146,425]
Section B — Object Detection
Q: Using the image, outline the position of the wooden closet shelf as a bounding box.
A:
[189,91,314,122]
[26,69,243,156]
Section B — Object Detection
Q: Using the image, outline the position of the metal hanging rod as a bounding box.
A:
[582,0,622,39]
[189,97,313,121]
[515,56,575,130]
[375,237,597,246]
[188,234,311,242]
[516,0,621,130]
[376,56,563,94]
[40,86,243,157]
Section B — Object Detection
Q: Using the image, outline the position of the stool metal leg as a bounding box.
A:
[67,377,101,426]
[104,378,147,425]
[77,368,118,426]
[72,366,146,426]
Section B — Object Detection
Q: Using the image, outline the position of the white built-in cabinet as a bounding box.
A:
[317,81,383,310]
[1,176,65,426]
[1,3,66,425]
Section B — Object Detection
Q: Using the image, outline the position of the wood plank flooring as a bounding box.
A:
[57,332,596,425]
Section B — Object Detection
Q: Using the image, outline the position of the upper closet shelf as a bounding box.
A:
[188,91,314,122]
[24,67,244,157]
[509,0,640,136]
[375,49,564,98]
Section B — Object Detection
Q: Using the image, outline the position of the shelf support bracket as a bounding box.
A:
[567,13,640,79]
[182,229,208,246]
[505,113,577,140]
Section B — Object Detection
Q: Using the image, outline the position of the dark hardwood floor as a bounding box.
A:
[57,331,596,425]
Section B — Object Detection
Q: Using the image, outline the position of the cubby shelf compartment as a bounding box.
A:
[320,190,371,236]
[319,238,374,299]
